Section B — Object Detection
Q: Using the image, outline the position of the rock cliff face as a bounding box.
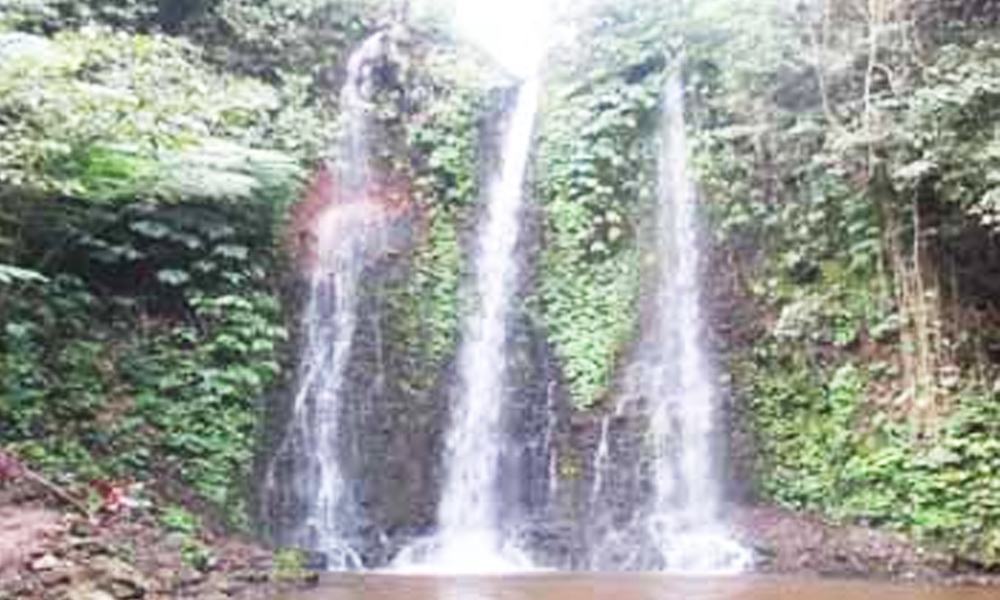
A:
[259,146,668,570]
[256,77,512,564]
[251,12,1000,575]
[256,78,734,566]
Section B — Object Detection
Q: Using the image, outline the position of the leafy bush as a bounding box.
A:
[160,505,201,535]
[0,29,299,522]
[272,548,309,581]
[750,348,1000,563]
[382,41,507,398]
[886,40,1000,232]
[535,2,668,407]
[0,28,310,199]
[672,0,1000,565]
[1,228,287,524]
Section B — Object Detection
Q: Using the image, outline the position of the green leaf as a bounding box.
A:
[213,245,250,261]
[0,264,47,285]
[156,269,191,287]
[130,220,173,240]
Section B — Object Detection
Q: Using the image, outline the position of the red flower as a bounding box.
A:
[0,450,23,481]
[89,479,146,515]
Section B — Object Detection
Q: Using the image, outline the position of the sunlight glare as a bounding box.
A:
[453,0,551,77]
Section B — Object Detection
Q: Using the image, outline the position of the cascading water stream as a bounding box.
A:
[590,417,612,506]
[261,32,389,570]
[394,78,541,574]
[642,72,751,573]
[544,382,560,499]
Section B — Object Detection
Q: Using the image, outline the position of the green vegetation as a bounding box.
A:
[160,505,215,569]
[0,30,299,199]
[674,0,1000,564]
[749,353,1000,562]
[1,0,998,575]
[0,0,504,531]
[0,2,326,528]
[536,1,670,407]
[271,548,309,581]
[384,43,507,399]
[523,0,1000,565]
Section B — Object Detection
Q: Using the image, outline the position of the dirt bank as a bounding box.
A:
[0,478,315,600]
[3,470,999,598]
[732,506,1000,586]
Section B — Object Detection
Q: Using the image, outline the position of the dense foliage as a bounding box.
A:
[0,0,505,530]
[536,1,670,407]
[2,0,998,573]
[676,0,1000,564]
[0,2,327,527]
[385,40,508,400]
[522,0,1000,565]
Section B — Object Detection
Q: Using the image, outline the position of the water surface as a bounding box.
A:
[281,574,995,600]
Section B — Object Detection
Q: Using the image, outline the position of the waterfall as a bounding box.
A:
[642,72,751,573]
[590,417,612,506]
[544,382,560,500]
[261,32,390,570]
[394,79,541,573]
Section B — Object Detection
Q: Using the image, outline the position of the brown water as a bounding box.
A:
[281,574,998,600]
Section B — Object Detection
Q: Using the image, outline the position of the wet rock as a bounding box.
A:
[68,522,95,538]
[0,507,63,576]
[31,553,62,571]
[161,533,188,552]
[38,564,75,587]
[220,580,247,597]
[65,586,116,600]
[207,573,237,594]
[246,549,274,570]
[88,556,149,599]
[178,567,208,587]
[730,506,966,581]
[232,568,269,585]
[298,551,328,571]
[65,537,114,557]
[150,568,177,593]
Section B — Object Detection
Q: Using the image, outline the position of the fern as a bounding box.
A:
[0,264,47,285]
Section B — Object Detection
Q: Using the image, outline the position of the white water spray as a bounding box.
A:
[394,79,541,574]
[544,382,561,499]
[262,32,390,570]
[643,72,751,574]
[590,417,612,506]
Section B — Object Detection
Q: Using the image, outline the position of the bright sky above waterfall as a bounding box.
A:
[451,0,554,77]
